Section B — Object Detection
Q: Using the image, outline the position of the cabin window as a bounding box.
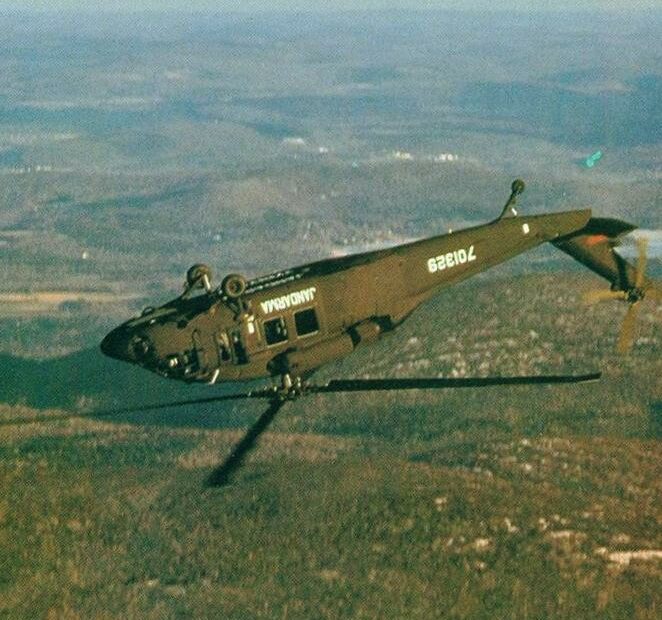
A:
[294,307,319,337]
[263,316,289,346]
[216,332,232,362]
[232,330,248,364]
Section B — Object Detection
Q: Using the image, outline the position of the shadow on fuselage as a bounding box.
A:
[0,348,266,430]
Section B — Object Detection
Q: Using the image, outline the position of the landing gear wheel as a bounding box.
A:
[221,273,247,298]
[186,263,213,292]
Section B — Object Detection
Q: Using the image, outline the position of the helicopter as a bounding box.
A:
[92,179,659,485]
[8,180,657,486]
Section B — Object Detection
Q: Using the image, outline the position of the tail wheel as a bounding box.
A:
[221,273,247,298]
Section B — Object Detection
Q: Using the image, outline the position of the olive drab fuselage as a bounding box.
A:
[100,206,639,385]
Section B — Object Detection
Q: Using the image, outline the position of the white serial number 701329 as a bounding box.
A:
[427,245,477,273]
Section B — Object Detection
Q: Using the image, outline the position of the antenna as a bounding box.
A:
[499,179,525,219]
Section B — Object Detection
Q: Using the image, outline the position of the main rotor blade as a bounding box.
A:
[206,397,286,488]
[617,302,640,354]
[0,389,274,427]
[583,289,626,305]
[635,237,649,289]
[313,373,601,393]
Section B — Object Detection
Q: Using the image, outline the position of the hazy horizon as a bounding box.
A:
[3,1,662,13]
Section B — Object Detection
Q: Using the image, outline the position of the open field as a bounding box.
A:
[0,291,140,317]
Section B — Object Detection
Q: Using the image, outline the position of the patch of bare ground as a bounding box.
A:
[0,291,140,316]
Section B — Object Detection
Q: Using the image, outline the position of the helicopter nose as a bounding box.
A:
[101,327,155,364]
[100,327,134,362]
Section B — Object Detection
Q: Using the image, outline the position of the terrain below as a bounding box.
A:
[1,274,660,619]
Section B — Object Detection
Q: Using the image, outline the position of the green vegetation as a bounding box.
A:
[1,428,659,619]
[1,275,660,618]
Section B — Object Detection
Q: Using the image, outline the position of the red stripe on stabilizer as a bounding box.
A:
[584,234,609,246]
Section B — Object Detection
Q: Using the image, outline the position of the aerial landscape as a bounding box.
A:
[0,5,660,618]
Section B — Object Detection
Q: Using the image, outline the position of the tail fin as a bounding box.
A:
[552,217,637,289]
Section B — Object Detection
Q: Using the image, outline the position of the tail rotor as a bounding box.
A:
[616,299,641,354]
[584,237,659,353]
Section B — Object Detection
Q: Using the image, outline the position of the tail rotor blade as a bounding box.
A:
[617,301,640,354]
[206,398,286,488]
[583,289,627,305]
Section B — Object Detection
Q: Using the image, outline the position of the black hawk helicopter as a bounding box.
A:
[13,180,660,486]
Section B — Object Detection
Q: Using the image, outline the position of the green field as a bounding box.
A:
[1,275,660,619]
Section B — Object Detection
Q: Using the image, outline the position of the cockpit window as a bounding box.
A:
[130,335,153,360]
[263,316,289,346]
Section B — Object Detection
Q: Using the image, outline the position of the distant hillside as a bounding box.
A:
[0,347,248,425]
